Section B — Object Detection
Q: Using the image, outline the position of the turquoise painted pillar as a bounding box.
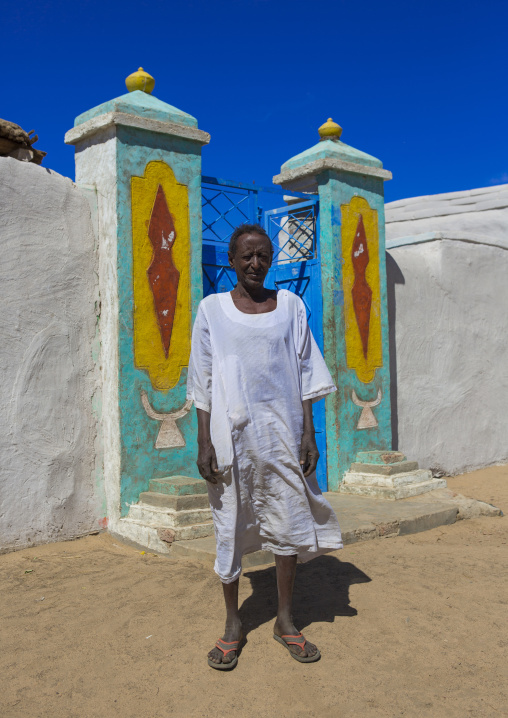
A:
[65,69,210,537]
[274,119,393,490]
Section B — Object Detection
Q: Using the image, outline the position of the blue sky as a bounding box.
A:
[3,0,507,203]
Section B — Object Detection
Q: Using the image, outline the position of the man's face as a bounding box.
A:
[228,232,273,289]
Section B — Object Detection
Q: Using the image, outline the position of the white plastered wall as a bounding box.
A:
[386,184,508,247]
[73,127,121,534]
[385,185,508,475]
[0,157,104,551]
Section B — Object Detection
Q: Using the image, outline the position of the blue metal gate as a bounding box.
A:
[201,177,328,491]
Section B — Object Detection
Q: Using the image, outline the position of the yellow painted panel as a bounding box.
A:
[131,161,191,391]
[341,196,383,383]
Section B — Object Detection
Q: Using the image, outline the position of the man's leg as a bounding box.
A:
[273,555,318,658]
[208,578,242,665]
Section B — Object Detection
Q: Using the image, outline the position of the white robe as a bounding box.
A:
[186,289,343,583]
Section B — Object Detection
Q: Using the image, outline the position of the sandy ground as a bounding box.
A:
[1,465,507,718]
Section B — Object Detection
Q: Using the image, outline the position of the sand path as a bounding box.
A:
[1,465,507,717]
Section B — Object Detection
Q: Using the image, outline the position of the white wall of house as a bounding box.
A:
[386,183,508,247]
[385,184,508,475]
[0,157,104,552]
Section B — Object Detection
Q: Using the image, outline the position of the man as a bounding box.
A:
[187,224,342,669]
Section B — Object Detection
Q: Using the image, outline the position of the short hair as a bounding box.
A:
[228,223,273,257]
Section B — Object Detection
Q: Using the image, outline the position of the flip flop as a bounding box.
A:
[273,633,321,663]
[207,637,241,670]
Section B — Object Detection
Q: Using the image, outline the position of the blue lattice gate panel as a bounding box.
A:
[263,200,327,491]
[201,178,326,490]
[202,177,258,296]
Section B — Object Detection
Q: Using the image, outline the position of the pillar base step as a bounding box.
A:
[119,478,214,553]
[340,451,447,500]
[340,472,447,500]
[139,491,209,511]
[127,501,212,528]
[119,516,214,548]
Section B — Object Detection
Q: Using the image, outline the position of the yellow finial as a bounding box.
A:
[125,67,155,94]
[318,117,342,141]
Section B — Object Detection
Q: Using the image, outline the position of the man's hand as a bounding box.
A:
[300,431,320,477]
[195,407,221,483]
[197,439,220,484]
[301,399,319,477]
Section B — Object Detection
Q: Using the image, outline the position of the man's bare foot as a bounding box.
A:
[273,617,318,659]
[208,617,243,666]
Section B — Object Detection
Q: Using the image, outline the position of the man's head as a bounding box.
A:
[228,224,272,258]
[228,224,273,290]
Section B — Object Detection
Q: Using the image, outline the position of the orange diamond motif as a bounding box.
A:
[351,215,372,358]
[147,185,180,358]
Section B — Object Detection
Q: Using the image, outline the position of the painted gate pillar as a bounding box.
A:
[65,69,210,539]
[273,119,393,490]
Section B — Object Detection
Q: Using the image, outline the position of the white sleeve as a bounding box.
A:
[186,303,213,412]
[297,298,337,403]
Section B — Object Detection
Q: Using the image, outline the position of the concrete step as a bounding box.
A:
[171,536,273,570]
[139,491,209,511]
[120,478,213,551]
[120,517,214,542]
[356,450,406,464]
[350,460,419,476]
[127,502,212,528]
[116,488,501,561]
[342,468,432,487]
[339,476,447,500]
[169,490,466,567]
[115,519,171,554]
[149,476,207,496]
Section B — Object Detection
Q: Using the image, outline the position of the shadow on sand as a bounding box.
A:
[239,555,371,637]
